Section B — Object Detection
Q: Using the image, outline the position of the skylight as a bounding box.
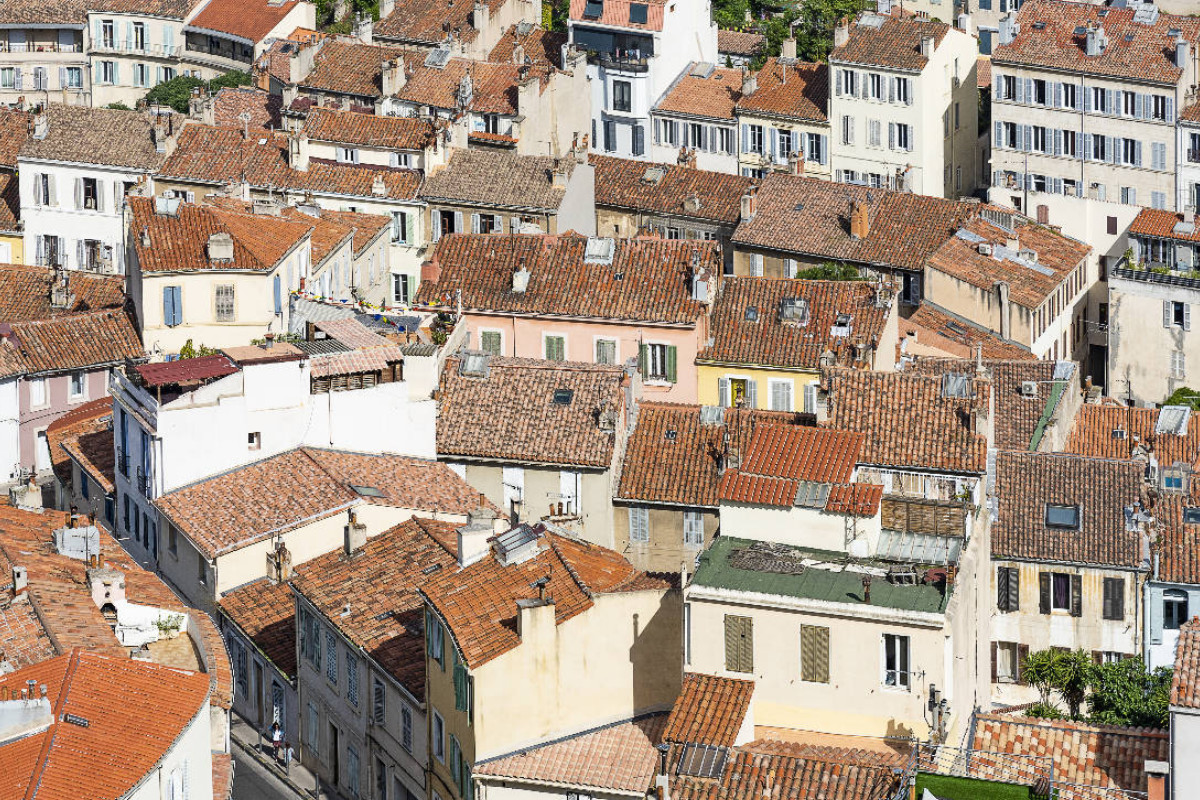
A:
[629,2,648,23]
[677,744,729,779]
[583,237,615,264]
[1045,504,1080,529]
[351,484,384,498]
[1185,507,1200,525]
[745,306,759,322]
[779,297,809,325]
[553,388,574,405]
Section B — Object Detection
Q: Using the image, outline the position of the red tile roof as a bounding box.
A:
[830,10,949,71]
[903,304,1035,361]
[0,108,29,169]
[590,154,755,226]
[976,56,992,90]
[217,577,297,680]
[1172,617,1200,709]
[568,0,665,31]
[823,367,989,474]
[0,600,55,670]
[617,404,805,507]
[399,58,551,116]
[663,672,754,747]
[45,397,115,494]
[655,64,743,121]
[417,233,715,325]
[736,60,829,122]
[1148,494,1200,585]
[187,0,303,43]
[18,104,179,171]
[0,650,211,800]
[421,525,667,667]
[437,356,625,468]
[291,518,460,695]
[969,713,1169,796]
[718,425,867,508]
[418,149,572,212]
[374,0,506,45]
[135,354,238,387]
[698,278,892,371]
[303,107,437,151]
[1130,206,1200,244]
[211,87,283,131]
[0,171,18,233]
[718,29,766,57]
[155,447,489,558]
[992,451,1144,568]
[993,0,1200,84]
[488,25,568,69]
[824,482,883,516]
[475,713,667,793]
[8,308,143,375]
[0,264,126,321]
[1063,404,1200,465]
[300,40,412,97]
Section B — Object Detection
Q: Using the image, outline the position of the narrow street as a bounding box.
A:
[232,744,304,800]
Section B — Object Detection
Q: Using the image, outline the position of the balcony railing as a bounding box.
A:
[0,43,82,53]
[117,448,129,478]
[590,51,649,72]
[90,42,181,57]
[136,467,151,498]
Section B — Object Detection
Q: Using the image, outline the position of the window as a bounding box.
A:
[718,127,733,154]
[806,132,823,164]
[1102,577,1125,621]
[247,431,261,451]
[63,67,82,89]
[629,2,648,23]
[1092,87,1106,113]
[1000,122,1017,149]
[1062,82,1077,109]
[724,614,753,673]
[869,73,883,100]
[214,284,234,321]
[683,511,704,547]
[996,641,1019,683]
[69,371,85,399]
[1121,138,1139,166]
[169,524,177,556]
[390,211,410,245]
[101,20,114,47]
[894,123,911,151]
[427,611,444,667]
[346,655,358,705]
[894,77,910,104]
[99,61,115,84]
[868,119,881,148]
[335,147,359,163]
[747,124,764,154]
[401,704,413,751]
[1123,90,1136,116]
[1032,126,1047,153]
[882,634,910,690]
[996,566,1019,612]
[612,80,631,112]
[480,330,502,356]
[629,507,649,543]
[1165,589,1189,630]
[662,119,678,146]
[640,343,676,382]
[838,69,857,97]
[841,115,854,145]
[999,75,1016,100]
[1039,571,1080,615]
[1169,301,1190,329]
[432,710,445,762]
[375,757,387,800]
[133,63,149,88]
[690,123,704,150]
[954,102,960,129]
[392,273,410,305]
[1172,350,1187,380]
[1045,504,1079,529]
[544,334,565,361]
[594,338,616,365]
[0,68,12,89]
[799,625,830,683]
[1153,94,1168,121]
[326,631,338,684]
[306,702,319,749]
[1063,129,1077,157]
[481,114,500,135]
[371,678,385,725]
[31,377,48,406]
[632,125,644,156]
[197,553,207,586]
[348,747,360,797]
[768,379,793,411]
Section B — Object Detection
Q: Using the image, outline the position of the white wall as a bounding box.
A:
[125,700,214,800]
[1174,708,1200,800]
[718,502,883,557]
[0,378,20,485]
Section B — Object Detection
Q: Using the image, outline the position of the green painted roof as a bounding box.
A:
[690,536,952,614]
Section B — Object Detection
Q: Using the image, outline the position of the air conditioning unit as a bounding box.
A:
[1020,381,1038,397]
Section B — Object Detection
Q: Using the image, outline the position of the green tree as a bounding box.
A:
[1165,387,1200,409]
[207,70,253,93]
[178,339,218,359]
[794,261,865,280]
[1021,648,1093,720]
[145,75,206,113]
[791,0,869,62]
[104,102,133,110]
[1088,657,1172,728]
[1021,648,1061,710]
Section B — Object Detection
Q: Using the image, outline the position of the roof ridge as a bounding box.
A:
[23,649,80,800]
[544,534,594,598]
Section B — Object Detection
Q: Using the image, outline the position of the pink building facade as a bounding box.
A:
[19,368,111,476]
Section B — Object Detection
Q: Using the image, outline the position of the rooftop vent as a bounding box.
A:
[941,373,974,399]
[780,297,809,325]
[207,232,234,262]
[978,243,993,256]
[493,524,541,566]
[459,351,491,378]
[583,237,615,264]
[552,388,573,405]
[664,429,678,441]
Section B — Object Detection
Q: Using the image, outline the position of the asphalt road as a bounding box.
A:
[232,744,304,800]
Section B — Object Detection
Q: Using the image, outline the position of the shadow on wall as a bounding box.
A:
[629,587,684,714]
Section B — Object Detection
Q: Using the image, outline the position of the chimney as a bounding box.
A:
[473,0,489,33]
[379,0,394,17]
[834,18,850,49]
[739,186,757,222]
[512,41,526,66]
[996,281,1010,340]
[152,116,168,154]
[31,112,47,140]
[11,566,27,598]
[288,131,309,171]
[862,575,872,604]
[381,56,406,95]
[372,174,388,197]
[266,540,293,582]
[515,595,555,646]
[343,509,367,557]
[1085,24,1105,57]
[741,67,757,96]
[263,332,275,349]
[920,35,934,59]
[207,232,234,262]
[457,496,497,567]
[355,13,373,43]
[1187,205,1197,226]
[849,200,870,240]
[512,259,531,293]
[998,13,1018,46]
[781,37,797,60]
[654,744,671,800]
[1176,35,1189,70]
[1145,761,1168,800]
[957,13,971,34]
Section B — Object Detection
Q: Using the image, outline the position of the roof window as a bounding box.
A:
[583,0,603,17]
[745,306,759,322]
[629,2,648,23]
[351,484,384,498]
[641,166,667,184]
[677,744,729,778]
[1185,507,1200,525]
[459,351,491,378]
[794,481,832,508]
[779,297,809,325]
[552,388,574,405]
[941,373,973,399]
[583,237,615,264]
[664,429,678,441]
[831,313,852,337]
[1045,504,1080,529]
[1111,428,1127,440]
[1157,405,1191,436]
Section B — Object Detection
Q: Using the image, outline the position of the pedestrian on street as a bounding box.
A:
[270,722,284,763]
[284,741,295,775]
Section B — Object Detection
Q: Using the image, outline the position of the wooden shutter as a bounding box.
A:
[372,679,385,723]
[1103,577,1125,620]
[1070,574,1083,617]
[800,625,829,683]
[724,615,753,673]
[997,567,1010,611]
[990,642,998,682]
[1017,644,1029,684]
[666,345,677,383]
[1038,572,1051,614]
[1006,567,1019,612]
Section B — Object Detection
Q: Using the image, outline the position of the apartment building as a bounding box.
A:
[828,9,979,198]
[991,0,1197,212]
[1178,102,1200,212]
[567,0,716,160]
[0,0,90,106]
[735,55,831,181]
[648,62,742,173]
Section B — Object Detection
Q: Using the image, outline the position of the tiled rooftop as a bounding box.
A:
[300,40,411,98]
[437,356,624,468]
[1064,403,1200,465]
[568,0,665,31]
[1172,617,1200,710]
[0,108,30,169]
[8,308,143,375]
[736,59,829,122]
[303,107,437,151]
[662,672,753,747]
[399,58,552,116]
[187,0,303,42]
[591,154,754,225]
[217,577,297,680]
[0,600,54,670]
[830,9,949,71]
[0,264,126,322]
[992,451,1144,568]
[0,650,211,800]
[655,63,743,121]
[823,367,989,474]
[0,172,17,233]
[475,713,667,793]
[903,304,1035,361]
[718,424,865,508]
[45,397,115,494]
[698,278,892,371]
[0,0,88,25]
[993,0,1200,84]
[155,447,487,558]
[488,25,568,69]
[135,354,238,388]
[374,0,505,45]
[19,105,177,171]
[718,29,766,57]
[211,87,283,131]
[421,524,667,667]
[419,149,573,212]
[417,233,715,324]
[1129,206,1200,244]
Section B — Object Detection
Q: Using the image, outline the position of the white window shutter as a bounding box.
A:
[453,211,463,233]
[431,210,441,240]
[746,379,758,408]
[1186,304,1193,332]
[718,377,730,407]
[1165,300,1173,328]
[804,382,819,414]
[471,213,480,233]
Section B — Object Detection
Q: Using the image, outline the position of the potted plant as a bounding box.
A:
[155,613,184,639]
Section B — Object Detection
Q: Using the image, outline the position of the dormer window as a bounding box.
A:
[552,388,574,405]
[583,0,603,17]
[831,313,852,337]
[1111,428,1126,439]
[629,2,648,23]
[779,297,809,325]
[1045,504,1080,529]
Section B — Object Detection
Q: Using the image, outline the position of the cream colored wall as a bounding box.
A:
[922,265,1034,348]
[613,503,718,574]
[736,112,831,181]
[696,364,820,410]
[718,502,883,557]
[0,233,24,264]
[514,56,591,158]
[1108,275,1200,406]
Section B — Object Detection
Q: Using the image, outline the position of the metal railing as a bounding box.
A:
[91,41,181,57]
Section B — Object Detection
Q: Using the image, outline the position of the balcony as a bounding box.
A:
[90,41,181,58]
[0,42,83,54]
[589,51,649,73]
[136,467,151,498]
[117,448,129,479]
[1112,259,1200,289]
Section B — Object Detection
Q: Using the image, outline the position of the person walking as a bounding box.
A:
[283,741,295,775]
[270,722,284,763]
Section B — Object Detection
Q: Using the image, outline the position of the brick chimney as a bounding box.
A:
[421,253,441,283]
[849,200,870,240]
[1144,760,1168,800]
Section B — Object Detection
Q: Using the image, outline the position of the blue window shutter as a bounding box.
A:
[172,286,182,325]
[1167,97,1176,122]
[274,274,282,315]
[819,135,827,165]
[162,286,173,326]
[741,124,748,152]
[994,120,1002,146]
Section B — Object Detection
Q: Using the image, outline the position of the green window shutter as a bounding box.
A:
[800,625,829,683]
[425,608,432,656]
[666,345,678,383]
[1038,572,1051,614]
[724,615,753,673]
[453,657,468,711]
[639,344,648,376]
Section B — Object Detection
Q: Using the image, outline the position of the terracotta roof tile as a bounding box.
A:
[374,0,505,45]
[926,215,1090,310]
[417,233,715,324]
[212,88,283,131]
[399,58,551,116]
[7,308,142,374]
[1130,206,1200,243]
[300,40,412,98]
[155,447,486,558]
[732,174,976,270]
[0,264,126,321]
[419,149,571,211]
[617,404,803,507]
[590,154,754,225]
[45,397,115,494]
[736,60,829,122]
[303,107,436,151]
[824,483,883,516]
[488,25,568,69]
[188,0,303,42]
[0,171,18,233]
[663,672,753,747]
[0,600,55,670]
[19,105,177,171]
[1172,618,1200,709]
[422,524,666,667]
[568,0,665,31]
[135,354,238,387]
[309,346,407,378]
[969,713,1168,795]
[218,577,298,680]
[716,423,870,509]
[823,367,989,473]
[903,304,1035,361]
[718,29,766,57]
[830,10,949,71]
[1064,404,1200,465]
[992,451,1143,567]
[0,109,30,169]
[0,650,211,800]
[0,0,88,25]
[92,0,206,19]
[976,56,992,89]
[699,278,891,370]
[655,64,743,121]
[290,517,459,695]
[993,0,1200,84]
[475,713,667,792]
[437,356,624,467]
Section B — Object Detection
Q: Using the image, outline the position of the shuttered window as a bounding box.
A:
[480,330,502,355]
[346,655,358,706]
[544,335,565,361]
[162,285,182,327]
[453,650,470,713]
[214,284,235,321]
[683,511,704,546]
[996,566,1019,612]
[372,678,385,724]
[724,614,753,673]
[799,625,829,683]
[1102,577,1125,620]
[325,631,337,684]
[629,507,649,543]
